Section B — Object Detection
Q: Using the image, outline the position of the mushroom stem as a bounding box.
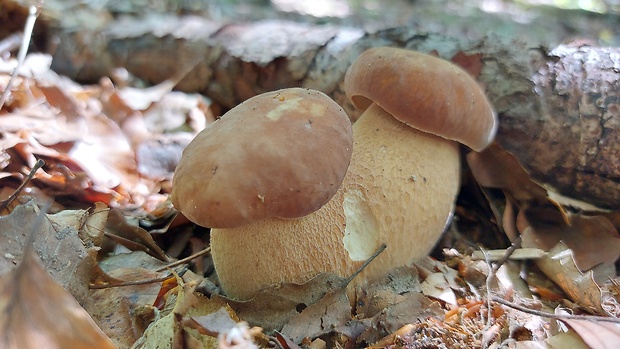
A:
[211,102,461,300]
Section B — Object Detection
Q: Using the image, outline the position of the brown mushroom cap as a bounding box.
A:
[344,47,497,151]
[171,88,353,228]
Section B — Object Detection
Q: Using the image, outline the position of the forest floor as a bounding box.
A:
[1,1,620,348]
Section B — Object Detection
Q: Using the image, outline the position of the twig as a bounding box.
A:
[0,6,39,110]
[491,296,620,324]
[155,246,211,272]
[0,158,45,212]
[343,243,387,286]
[89,272,183,289]
[482,249,494,349]
[492,235,522,274]
[479,235,524,348]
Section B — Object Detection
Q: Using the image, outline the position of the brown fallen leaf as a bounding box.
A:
[105,208,171,262]
[87,267,164,348]
[535,243,606,315]
[358,292,442,346]
[511,331,590,349]
[562,318,620,349]
[0,243,115,348]
[132,275,245,349]
[520,208,620,271]
[466,143,548,203]
[0,201,99,305]
[421,273,458,306]
[222,272,351,332]
[354,266,422,318]
[280,289,351,344]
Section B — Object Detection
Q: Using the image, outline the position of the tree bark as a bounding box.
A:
[49,16,620,208]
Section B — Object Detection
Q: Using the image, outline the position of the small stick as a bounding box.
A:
[492,235,522,274]
[343,243,387,286]
[482,249,494,349]
[89,272,181,289]
[0,6,39,110]
[491,296,620,324]
[155,246,211,272]
[0,158,45,212]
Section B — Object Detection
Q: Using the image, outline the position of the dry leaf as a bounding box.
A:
[521,208,620,271]
[466,143,548,203]
[280,289,351,343]
[133,277,239,349]
[0,202,98,305]
[222,272,350,332]
[142,91,209,133]
[87,267,164,348]
[355,265,422,318]
[562,319,620,349]
[0,249,115,348]
[105,208,171,262]
[367,293,442,343]
[186,308,238,336]
[535,243,606,315]
[420,273,458,306]
[512,331,590,349]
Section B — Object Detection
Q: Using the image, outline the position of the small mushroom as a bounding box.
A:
[171,88,353,229]
[173,49,497,301]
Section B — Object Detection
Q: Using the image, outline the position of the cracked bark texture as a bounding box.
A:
[49,16,620,208]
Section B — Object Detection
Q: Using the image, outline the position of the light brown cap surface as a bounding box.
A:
[171,88,353,228]
[344,47,497,151]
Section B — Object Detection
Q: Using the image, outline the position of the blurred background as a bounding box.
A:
[4,0,620,47]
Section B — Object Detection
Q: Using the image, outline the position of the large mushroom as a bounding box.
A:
[171,87,353,228]
[172,48,497,301]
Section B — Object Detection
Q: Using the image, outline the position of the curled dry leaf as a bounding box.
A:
[0,250,115,348]
[467,142,620,278]
[520,207,620,271]
[105,208,170,262]
[466,143,548,203]
[46,201,108,248]
[561,319,620,349]
[142,91,210,134]
[536,243,606,315]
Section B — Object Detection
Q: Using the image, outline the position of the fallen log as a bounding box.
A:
[49,15,620,208]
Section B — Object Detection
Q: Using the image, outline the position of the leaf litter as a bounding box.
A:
[1,22,620,349]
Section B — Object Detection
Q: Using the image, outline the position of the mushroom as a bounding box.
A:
[171,87,353,229]
[172,48,497,301]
